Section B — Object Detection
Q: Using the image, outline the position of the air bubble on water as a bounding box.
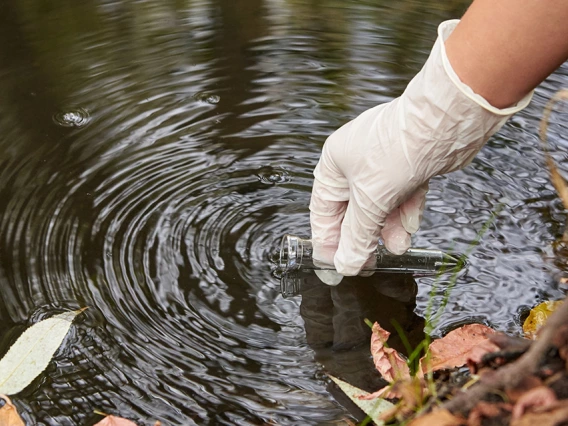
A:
[193,92,220,104]
[256,166,290,184]
[206,95,220,104]
[53,108,90,127]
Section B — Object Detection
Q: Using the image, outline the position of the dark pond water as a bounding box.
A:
[1,0,568,424]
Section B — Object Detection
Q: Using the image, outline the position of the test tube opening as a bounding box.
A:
[279,235,289,269]
[279,234,300,271]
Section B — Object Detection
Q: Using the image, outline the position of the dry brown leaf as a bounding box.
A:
[468,401,513,426]
[93,415,138,426]
[419,324,499,374]
[370,322,410,382]
[395,377,427,410]
[406,409,465,426]
[511,400,568,426]
[552,324,568,361]
[0,395,25,426]
[506,375,543,404]
[360,383,403,400]
[512,386,558,420]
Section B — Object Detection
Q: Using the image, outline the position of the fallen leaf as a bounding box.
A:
[419,324,499,374]
[512,386,557,420]
[360,383,402,400]
[523,301,564,340]
[406,409,465,426]
[511,400,568,426]
[396,377,428,411]
[0,395,25,426]
[468,401,512,426]
[506,376,543,404]
[93,415,138,426]
[370,322,410,382]
[0,309,84,395]
[328,375,395,425]
[552,324,568,361]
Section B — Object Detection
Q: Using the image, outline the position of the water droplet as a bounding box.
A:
[53,108,90,127]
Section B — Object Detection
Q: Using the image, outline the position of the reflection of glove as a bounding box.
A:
[310,19,532,277]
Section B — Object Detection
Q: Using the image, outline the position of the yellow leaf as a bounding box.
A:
[523,301,564,340]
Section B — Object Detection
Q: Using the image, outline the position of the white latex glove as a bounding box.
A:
[310,19,532,279]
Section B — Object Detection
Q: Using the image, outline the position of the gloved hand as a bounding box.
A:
[310,19,532,278]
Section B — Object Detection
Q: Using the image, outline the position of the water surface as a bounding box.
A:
[1,0,567,424]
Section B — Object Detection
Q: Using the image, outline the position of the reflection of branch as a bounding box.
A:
[443,298,568,415]
[539,89,568,241]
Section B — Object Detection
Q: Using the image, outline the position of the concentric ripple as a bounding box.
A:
[1,0,567,425]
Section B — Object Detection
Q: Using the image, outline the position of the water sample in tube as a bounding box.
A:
[279,234,465,275]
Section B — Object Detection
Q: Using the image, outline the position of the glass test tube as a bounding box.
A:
[279,234,465,275]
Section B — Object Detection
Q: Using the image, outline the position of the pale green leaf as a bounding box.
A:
[329,375,395,425]
[0,309,84,395]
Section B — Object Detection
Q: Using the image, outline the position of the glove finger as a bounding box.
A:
[399,182,428,234]
[309,178,349,267]
[334,187,387,276]
[315,270,344,286]
[381,207,411,255]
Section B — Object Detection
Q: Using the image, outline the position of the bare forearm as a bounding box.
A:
[445,0,568,109]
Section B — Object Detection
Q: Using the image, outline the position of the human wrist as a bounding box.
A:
[439,20,533,115]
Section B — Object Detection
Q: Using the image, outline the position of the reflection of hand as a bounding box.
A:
[299,273,423,394]
[310,20,532,276]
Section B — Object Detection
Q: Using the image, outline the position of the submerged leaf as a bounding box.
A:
[0,309,84,395]
[523,301,563,340]
[0,395,25,426]
[370,322,410,382]
[328,375,395,425]
[93,415,138,426]
[419,324,498,374]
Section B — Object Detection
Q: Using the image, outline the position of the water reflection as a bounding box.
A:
[0,0,567,424]
[297,273,424,421]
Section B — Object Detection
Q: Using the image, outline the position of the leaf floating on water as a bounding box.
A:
[370,322,411,382]
[0,309,84,395]
[93,415,139,426]
[523,300,564,340]
[0,394,25,426]
[328,375,394,426]
[419,324,499,374]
